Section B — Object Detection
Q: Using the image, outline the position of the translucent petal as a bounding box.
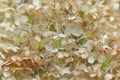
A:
[81,53,89,59]
[59,67,70,75]
[57,52,64,58]
[34,36,41,42]
[45,44,53,52]
[72,5,77,13]
[58,33,66,38]
[19,15,28,23]
[68,16,76,20]
[72,26,82,36]
[64,26,72,36]
[15,19,20,25]
[104,73,113,80]
[88,56,95,64]
[33,0,41,10]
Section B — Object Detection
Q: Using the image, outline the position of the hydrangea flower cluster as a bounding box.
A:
[0,0,120,80]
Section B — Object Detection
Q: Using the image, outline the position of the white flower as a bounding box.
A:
[19,15,28,23]
[57,52,64,58]
[81,53,89,59]
[59,67,70,75]
[51,48,58,53]
[109,16,114,21]
[113,3,119,10]
[72,4,77,13]
[71,26,82,36]
[64,26,72,36]
[64,25,82,36]
[23,46,30,56]
[90,7,97,13]
[33,0,41,10]
[100,35,108,44]
[88,56,95,64]
[55,2,61,10]
[45,44,53,52]
[104,73,114,80]
[34,36,41,42]
[78,48,87,54]
[72,70,80,76]
[68,38,76,43]
[58,33,66,38]
[42,31,56,37]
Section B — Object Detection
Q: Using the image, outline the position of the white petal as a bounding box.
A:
[72,5,77,13]
[109,16,114,21]
[15,19,20,25]
[11,55,17,61]
[19,15,28,23]
[58,33,66,38]
[34,36,41,42]
[113,3,119,10]
[104,73,113,80]
[64,26,72,36]
[57,52,64,58]
[42,31,56,37]
[33,0,41,10]
[68,16,76,20]
[45,44,53,52]
[51,48,58,53]
[59,67,70,75]
[81,53,89,59]
[88,56,95,64]
[90,73,96,77]
[55,2,61,10]
[78,48,86,54]
[72,26,82,36]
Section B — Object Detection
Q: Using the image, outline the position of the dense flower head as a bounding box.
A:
[0,0,120,80]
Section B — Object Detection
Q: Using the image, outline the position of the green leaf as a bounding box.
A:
[17,36,27,43]
[39,69,45,78]
[78,38,87,45]
[49,24,56,32]
[53,38,62,48]
[101,58,110,70]
[80,11,84,19]
[39,40,45,50]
